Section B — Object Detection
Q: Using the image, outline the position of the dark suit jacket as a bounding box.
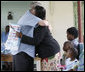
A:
[21,26,60,58]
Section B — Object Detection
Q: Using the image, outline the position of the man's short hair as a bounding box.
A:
[30,2,42,7]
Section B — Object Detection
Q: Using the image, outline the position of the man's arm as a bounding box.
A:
[38,20,48,26]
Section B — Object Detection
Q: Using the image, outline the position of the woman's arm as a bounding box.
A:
[16,26,47,46]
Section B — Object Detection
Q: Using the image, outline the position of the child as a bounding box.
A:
[63,48,79,71]
[66,27,79,48]
[59,41,74,71]
[61,41,74,65]
[66,27,80,60]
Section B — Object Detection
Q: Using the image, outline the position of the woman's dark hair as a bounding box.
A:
[34,5,46,20]
[67,27,78,38]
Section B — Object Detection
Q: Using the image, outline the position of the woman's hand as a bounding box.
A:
[16,32,22,38]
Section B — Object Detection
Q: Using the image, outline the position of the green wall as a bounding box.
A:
[73,1,84,35]
[1,1,32,32]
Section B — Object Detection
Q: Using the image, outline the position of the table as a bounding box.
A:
[1,54,13,62]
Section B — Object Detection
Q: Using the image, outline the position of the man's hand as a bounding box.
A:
[38,20,52,31]
[38,20,49,26]
[16,32,22,38]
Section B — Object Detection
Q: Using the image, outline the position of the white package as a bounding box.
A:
[5,23,21,55]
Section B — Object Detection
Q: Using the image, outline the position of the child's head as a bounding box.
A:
[63,41,74,52]
[66,48,78,60]
[66,27,78,41]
